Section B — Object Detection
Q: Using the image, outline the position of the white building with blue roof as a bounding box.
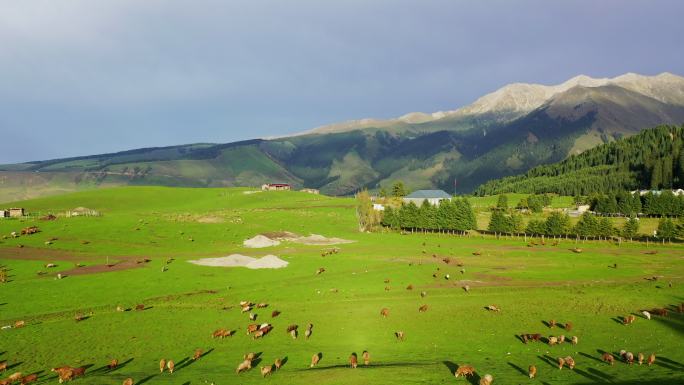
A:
[402,190,452,206]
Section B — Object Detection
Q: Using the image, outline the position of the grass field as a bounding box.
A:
[0,187,683,385]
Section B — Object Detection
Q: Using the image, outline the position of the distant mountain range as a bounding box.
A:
[2,72,684,202]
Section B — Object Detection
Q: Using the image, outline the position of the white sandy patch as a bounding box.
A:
[295,234,354,245]
[243,235,281,248]
[242,190,262,195]
[189,254,288,269]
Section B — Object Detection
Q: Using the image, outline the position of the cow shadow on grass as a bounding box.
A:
[513,334,525,344]
[7,361,23,370]
[610,317,624,325]
[654,355,684,371]
[579,352,603,364]
[573,368,611,383]
[506,362,527,376]
[91,358,134,374]
[176,349,214,371]
[137,374,156,384]
[538,355,557,369]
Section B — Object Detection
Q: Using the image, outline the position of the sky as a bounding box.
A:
[1,0,683,164]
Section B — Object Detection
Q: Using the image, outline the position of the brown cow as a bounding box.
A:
[20,374,37,384]
[419,304,428,312]
[71,367,85,378]
[310,353,320,368]
[623,315,636,325]
[193,349,203,360]
[362,351,370,365]
[274,358,283,370]
[564,322,573,332]
[14,321,25,328]
[246,324,259,334]
[349,353,358,369]
[236,360,252,374]
[454,365,475,378]
[0,379,9,385]
[260,365,272,377]
[380,308,389,318]
[122,378,133,385]
[256,303,268,308]
[602,353,615,365]
[528,365,537,378]
[135,304,145,311]
[648,353,656,366]
[563,356,575,370]
[406,284,413,290]
[244,353,256,361]
[0,361,6,372]
[108,359,118,369]
[548,336,558,346]
[571,336,578,345]
[549,319,556,328]
[159,359,166,373]
[479,374,493,385]
[557,357,565,370]
[271,310,281,318]
[7,373,22,383]
[167,360,175,374]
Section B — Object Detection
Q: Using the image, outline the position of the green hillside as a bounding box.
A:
[475,125,684,196]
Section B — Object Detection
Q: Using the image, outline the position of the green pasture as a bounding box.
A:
[0,187,683,385]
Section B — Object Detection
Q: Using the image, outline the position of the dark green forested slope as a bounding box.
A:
[475,125,684,196]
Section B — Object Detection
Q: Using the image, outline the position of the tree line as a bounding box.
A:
[590,190,684,217]
[475,125,684,196]
[381,198,477,232]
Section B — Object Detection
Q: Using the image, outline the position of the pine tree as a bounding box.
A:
[622,216,640,240]
[496,194,509,210]
[391,181,407,198]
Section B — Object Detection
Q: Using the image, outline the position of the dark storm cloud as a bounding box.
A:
[0,0,682,163]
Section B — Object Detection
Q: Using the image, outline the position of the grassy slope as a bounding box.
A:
[0,187,683,385]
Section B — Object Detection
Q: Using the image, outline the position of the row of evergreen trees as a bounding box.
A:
[590,190,684,217]
[381,199,476,231]
[475,125,684,196]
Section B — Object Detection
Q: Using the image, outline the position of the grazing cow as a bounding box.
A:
[384,286,390,292]
[236,360,252,374]
[623,351,634,365]
[212,328,231,338]
[253,330,265,339]
[406,284,413,290]
[479,374,493,385]
[20,374,37,384]
[420,291,427,298]
[571,336,578,345]
[419,305,428,312]
[362,351,370,365]
[563,356,575,370]
[349,353,358,369]
[167,361,174,374]
[122,378,133,385]
[651,308,668,317]
[274,359,282,370]
[310,354,320,368]
[316,268,325,275]
[7,373,22,383]
[638,353,644,365]
[290,329,298,339]
[549,319,556,328]
[648,353,656,366]
[602,352,615,365]
[384,279,390,284]
[564,322,573,332]
[159,359,166,373]
[74,314,85,322]
[623,315,636,325]
[395,331,405,341]
[0,361,6,372]
[249,313,257,321]
[380,308,389,318]
[244,353,256,361]
[677,303,684,314]
[462,285,470,293]
[271,310,281,318]
[14,321,25,328]
[558,335,565,344]
[642,310,651,320]
[548,336,558,346]
[305,328,312,339]
[557,357,565,370]
[241,305,251,313]
[108,359,118,369]
[485,305,500,312]
[256,303,268,308]
[0,379,8,385]
[260,365,272,377]
[454,365,475,378]
[246,324,259,334]
[135,304,145,311]
[116,306,125,312]
[528,365,537,378]
[521,334,528,344]
[193,349,203,360]
[287,324,298,333]
[71,367,86,378]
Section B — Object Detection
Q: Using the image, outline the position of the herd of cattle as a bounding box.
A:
[1,248,683,384]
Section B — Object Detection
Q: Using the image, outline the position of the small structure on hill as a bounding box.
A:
[300,188,320,194]
[262,183,292,191]
[66,207,101,217]
[9,208,24,217]
[403,190,452,206]
[0,210,8,218]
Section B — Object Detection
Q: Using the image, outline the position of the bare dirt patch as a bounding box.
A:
[189,254,288,269]
[244,232,354,248]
